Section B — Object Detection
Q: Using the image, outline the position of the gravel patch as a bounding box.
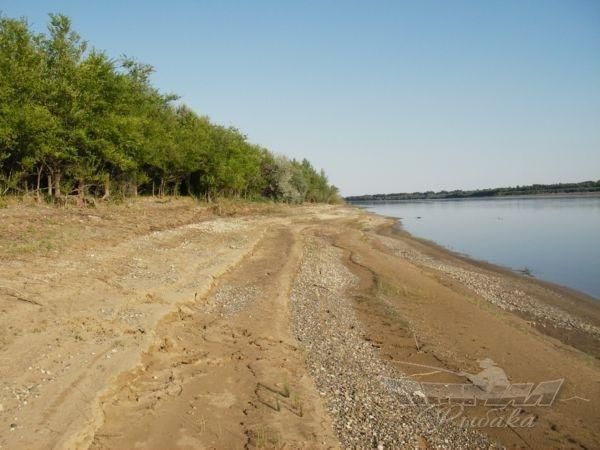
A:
[290,236,495,449]
[210,284,261,316]
[186,218,249,234]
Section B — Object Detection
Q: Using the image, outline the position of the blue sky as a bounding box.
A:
[2,0,599,195]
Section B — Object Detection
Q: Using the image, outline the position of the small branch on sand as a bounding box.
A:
[410,370,442,378]
[312,283,330,291]
[412,329,421,352]
[0,285,44,306]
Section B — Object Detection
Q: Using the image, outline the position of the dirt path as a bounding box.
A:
[1,201,599,449]
[90,225,337,449]
[0,202,289,449]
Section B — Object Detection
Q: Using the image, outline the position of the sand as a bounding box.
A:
[0,199,598,449]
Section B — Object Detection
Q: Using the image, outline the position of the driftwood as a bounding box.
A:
[0,285,44,306]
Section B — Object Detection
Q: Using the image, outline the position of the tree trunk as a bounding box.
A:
[53,170,62,200]
[102,174,110,200]
[78,179,86,202]
[47,174,52,197]
[36,166,43,202]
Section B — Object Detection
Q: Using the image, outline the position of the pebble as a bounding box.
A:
[289,236,495,448]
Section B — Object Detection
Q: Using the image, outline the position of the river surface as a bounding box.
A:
[353,196,600,299]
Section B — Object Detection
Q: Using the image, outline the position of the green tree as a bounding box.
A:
[0,12,339,204]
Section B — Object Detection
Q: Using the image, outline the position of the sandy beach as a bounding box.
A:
[0,199,598,449]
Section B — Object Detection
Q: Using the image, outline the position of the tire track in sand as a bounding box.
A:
[89,225,339,450]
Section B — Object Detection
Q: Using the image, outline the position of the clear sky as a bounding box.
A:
[1,0,599,195]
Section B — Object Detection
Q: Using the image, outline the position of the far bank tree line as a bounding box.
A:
[345,180,600,202]
[0,14,340,204]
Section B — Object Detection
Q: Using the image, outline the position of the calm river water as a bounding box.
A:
[354,196,600,299]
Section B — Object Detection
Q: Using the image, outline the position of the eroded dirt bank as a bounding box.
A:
[0,200,598,449]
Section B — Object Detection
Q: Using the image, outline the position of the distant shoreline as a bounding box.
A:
[347,191,600,202]
[345,180,600,202]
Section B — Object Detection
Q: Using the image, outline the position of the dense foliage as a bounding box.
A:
[0,14,339,203]
[346,180,600,202]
